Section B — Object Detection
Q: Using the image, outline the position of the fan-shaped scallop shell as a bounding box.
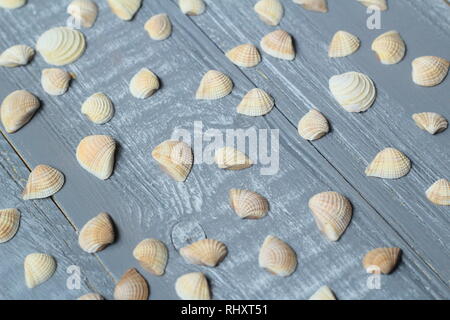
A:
[260,29,295,60]
[229,188,269,219]
[0,0,26,9]
[226,44,261,68]
[79,213,114,253]
[129,68,160,99]
[309,286,336,300]
[107,0,142,21]
[81,93,114,124]
[412,56,449,87]
[76,135,116,180]
[133,238,168,276]
[77,293,104,300]
[196,70,233,100]
[41,68,74,96]
[24,253,56,288]
[179,0,205,16]
[36,27,86,66]
[329,71,376,112]
[258,235,297,277]
[0,208,20,243]
[363,247,401,274]
[298,109,329,141]
[22,165,64,200]
[175,272,211,300]
[67,0,98,28]
[357,0,387,11]
[114,268,149,300]
[0,45,34,67]
[365,148,411,179]
[371,30,405,65]
[1,90,40,133]
[426,179,450,206]
[328,31,360,58]
[145,14,172,40]
[180,239,227,267]
[293,0,328,13]
[308,191,352,241]
[151,140,193,182]
[237,88,274,116]
[215,147,253,170]
[254,0,284,26]
[412,112,447,135]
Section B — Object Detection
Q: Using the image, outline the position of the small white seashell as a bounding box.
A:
[328,31,360,58]
[258,235,297,277]
[196,70,233,100]
[129,68,160,99]
[67,0,98,28]
[254,0,284,26]
[412,112,447,135]
[293,0,328,13]
[412,56,449,87]
[215,147,253,170]
[114,268,149,300]
[309,286,336,300]
[298,109,329,141]
[237,88,274,116]
[0,0,26,9]
[152,140,193,182]
[0,208,20,243]
[144,14,172,41]
[78,212,115,253]
[0,45,34,67]
[133,238,168,276]
[426,179,450,206]
[365,148,411,179]
[260,29,295,60]
[81,93,114,124]
[180,239,228,267]
[357,0,387,11]
[371,30,405,65]
[363,247,401,274]
[229,188,269,219]
[24,253,56,288]
[179,0,205,16]
[175,272,211,300]
[1,90,40,133]
[107,0,142,21]
[226,44,261,68]
[76,135,117,180]
[77,293,104,300]
[22,165,65,200]
[41,68,74,96]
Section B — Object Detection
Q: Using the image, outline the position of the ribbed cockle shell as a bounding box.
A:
[180,239,227,267]
[175,272,211,300]
[133,238,168,276]
[412,56,449,87]
[365,148,411,179]
[254,0,284,26]
[67,0,98,28]
[426,179,450,206]
[237,88,274,116]
[363,247,401,274]
[107,0,142,21]
[371,30,405,65]
[179,0,205,16]
[0,208,20,243]
[144,14,172,40]
[22,165,65,200]
[260,29,295,60]
[76,135,117,180]
[81,92,114,124]
[151,140,193,182]
[0,45,34,67]
[293,0,328,13]
[41,68,74,96]
[215,147,253,170]
[114,268,149,300]
[309,286,336,300]
[196,70,233,100]
[129,68,160,99]
[412,112,447,135]
[258,235,297,277]
[78,212,115,253]
[226,44,261,68]
[1,90,40,133]
[328,31,360,58]
[229,188,269,219]
[298,109,329,141]
[24,253,56,288]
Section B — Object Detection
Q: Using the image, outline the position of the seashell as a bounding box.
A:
[129,68,160,99]
[371,30,405,65]
[254,0,284,26]
[76,135,116,180]
[229,188,269,219]
[0,208,20,243]
[180,239,227,267]
[363,247,401,274]
[79,213,114,253]
[297,109,329,141]
[144,14,172,41]
[0,45,34,67]
[329,71,376,113]
[1,90,40,133]
[308,191,352,241]
[196,70,233,100]
[412,56,449,87]
[214,147,253,170]
[179,0,205,16]
[151,140,193,182]
[309,286,336,300]
[260,29,295,60]
[258,235,297,277]
[22,165,65,200]
[412,112,447,135]
[293,0,328,13]
[426,179,450,206]
[24,253,56,288]
[226,44,261,68]
[175,272,210,300]
[357,0,387,11]
[328,31,360,58]
[81,93,114,124]
[133,238,168,276]
[0,0,26,9]
[41,68,74,96]
[77,293,104,300]
[365,148,410,179]
[237,88,274,116]
[36,27,86,66]
[67,0,98,28]
[107,0,142,21]
[114,268,149,300]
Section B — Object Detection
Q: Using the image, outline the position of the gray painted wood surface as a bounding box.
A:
[0,0,448,300]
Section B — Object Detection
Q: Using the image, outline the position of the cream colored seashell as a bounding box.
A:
[258,235,297,277]
[107,0,142,20]
[151,140,193,182]
[0,208,20,243]
[129,68,160,99]
[363,247,401,274]
[426,179,450,206]
[81,93,114,124]
[36,27,86,66]
[76,135,116,180]
[254,0,284,26]
[293,0,328,13]
[412,112,447,135]
[67,0,98,28]
[175,272,211,300]
[371,31,405,65]
[1,90,40,133]
[0,45,34,67]
[260,30,295,60]
[0,0,26,9]
[412,56,449,87]
[215,147,253,170]
[114,268,149,300]
[133,238,168,276]
[41,68,74,96]
[144,14,172,41]
[309,286,336,300]
[179,0,205,16]
[180,239,227,267]
[24,253,56,288]
[77,293,104,300]
[308,191,352,241]
[22,165,65,200]
[79,213,114,253]
[365,148,410,179]
[229,188,269,219]
[329,71,376,112]
[226,44,261,68]
[357,0,387,11]
[298,109,329,141]
[237,88,274,116]
[328,31,360,58]
[196,70,233,100]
